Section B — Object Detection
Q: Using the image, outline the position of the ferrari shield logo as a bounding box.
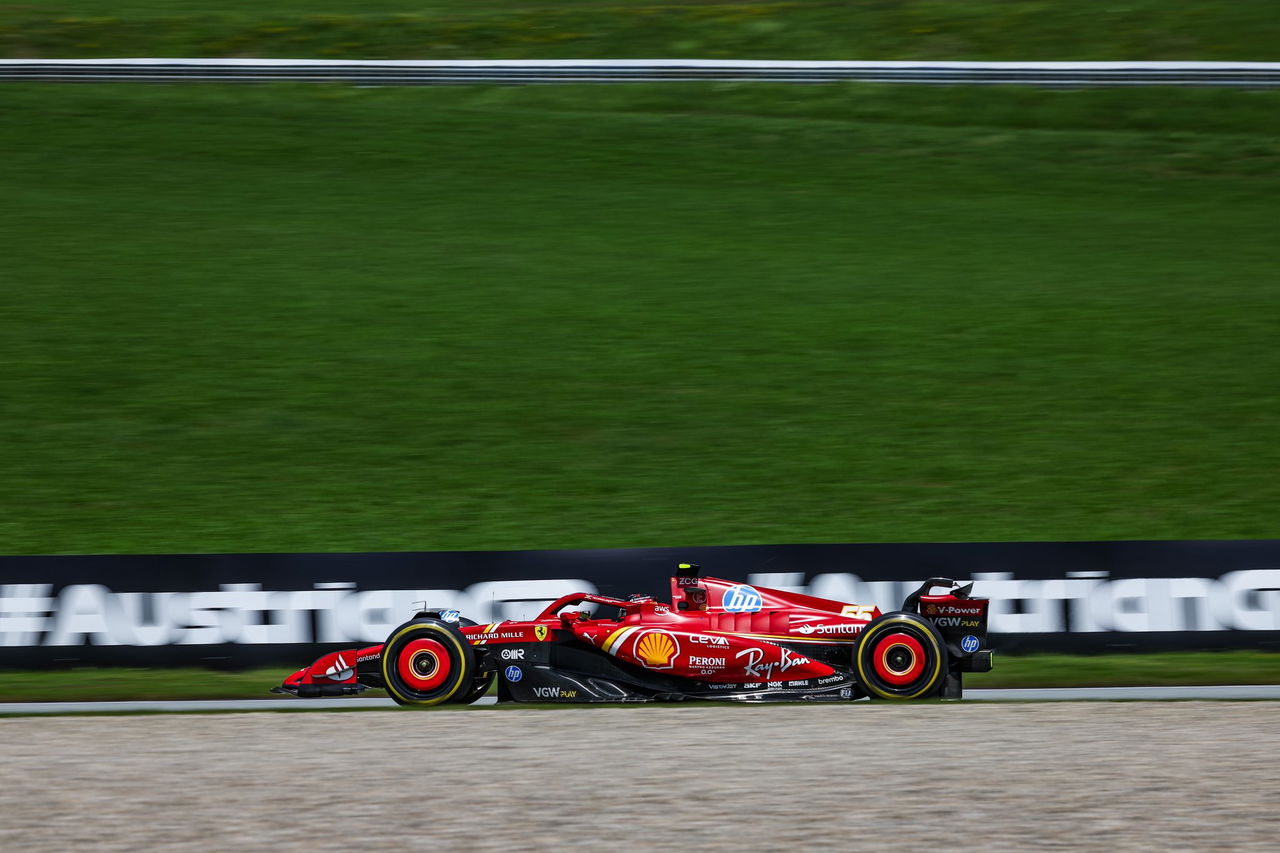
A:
[534,625,548,642]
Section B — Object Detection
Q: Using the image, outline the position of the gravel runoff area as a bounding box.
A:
[2,703,1275,851]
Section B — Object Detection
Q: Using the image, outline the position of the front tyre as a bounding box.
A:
[855,612,948,700]
[382,618,476,707]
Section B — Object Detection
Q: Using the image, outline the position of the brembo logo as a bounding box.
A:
[634,630,679,669]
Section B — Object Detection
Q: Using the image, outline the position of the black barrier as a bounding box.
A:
[1,540,1278,668]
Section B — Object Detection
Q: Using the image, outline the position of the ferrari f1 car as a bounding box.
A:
[273,564,992,705]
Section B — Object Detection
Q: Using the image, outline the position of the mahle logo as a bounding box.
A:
[722,585,763,613]
[634,630,679,669]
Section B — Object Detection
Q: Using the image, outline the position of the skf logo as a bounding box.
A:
[634,630,679,670]
[534,625,549,641]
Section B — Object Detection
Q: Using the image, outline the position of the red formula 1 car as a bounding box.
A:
[273,564,992,705]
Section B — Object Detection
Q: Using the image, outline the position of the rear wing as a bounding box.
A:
[902,577,992,672]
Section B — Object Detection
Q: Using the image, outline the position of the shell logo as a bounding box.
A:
[634,630,679,670]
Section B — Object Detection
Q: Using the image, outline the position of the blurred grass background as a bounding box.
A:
[2,1,1279,61]
[3,82,1277,554]
[1,2,1278,692]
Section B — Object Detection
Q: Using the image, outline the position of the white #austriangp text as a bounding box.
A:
[0,579,595,647]
[750,571,1280,633]
[1,570,1278,649]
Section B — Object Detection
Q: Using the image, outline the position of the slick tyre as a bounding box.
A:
[855,612,948,700]
[382,618,476,707]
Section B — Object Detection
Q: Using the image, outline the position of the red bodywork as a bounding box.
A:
[277,571,991,702]
[281,575,881,694]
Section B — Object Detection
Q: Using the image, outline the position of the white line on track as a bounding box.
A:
[1,685,1277,714]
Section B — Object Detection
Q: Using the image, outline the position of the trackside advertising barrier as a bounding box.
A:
[1,540,1277,667]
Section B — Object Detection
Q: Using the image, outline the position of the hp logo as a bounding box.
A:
[722,585,763,613]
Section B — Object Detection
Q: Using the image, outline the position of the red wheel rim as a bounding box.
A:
[872,632,925,686]
[397,637,451,691]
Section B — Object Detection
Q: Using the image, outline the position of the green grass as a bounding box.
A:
[965,652,1280,689]
[2,83,1279,555]
[2,1,1279,60]
[0,666,301,702]
[0,652,1273,702]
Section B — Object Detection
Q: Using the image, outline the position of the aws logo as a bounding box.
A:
[634,630,680,670]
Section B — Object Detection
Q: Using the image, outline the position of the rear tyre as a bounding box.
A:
[381,618,476,707]
[855,612,948,700]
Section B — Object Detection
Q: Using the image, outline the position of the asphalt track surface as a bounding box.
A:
[1,684,1277,715]
[2,701,1275,851]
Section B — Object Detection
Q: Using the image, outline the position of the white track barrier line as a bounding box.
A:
[2,685,1279,714]
[2,59,1280,87]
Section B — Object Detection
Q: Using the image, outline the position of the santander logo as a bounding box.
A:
[322,653,353,681]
